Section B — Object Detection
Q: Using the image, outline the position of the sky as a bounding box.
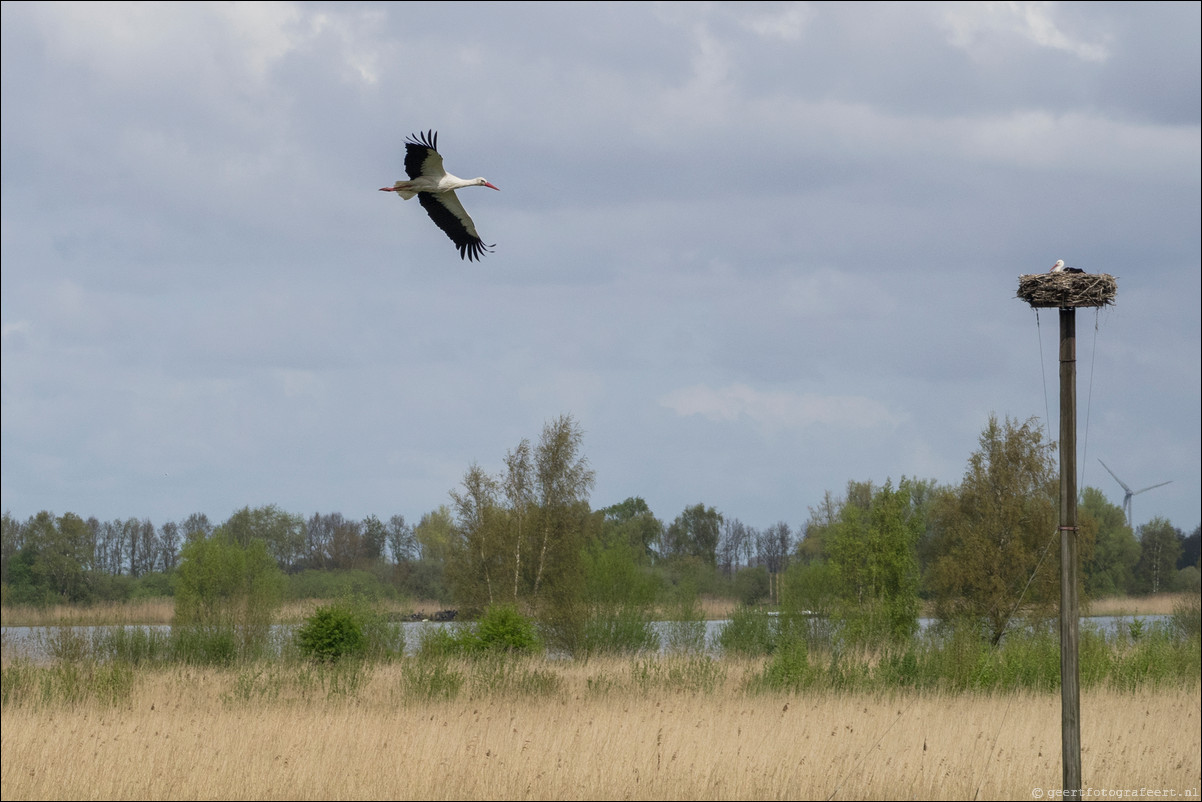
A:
[2,1,1199,540]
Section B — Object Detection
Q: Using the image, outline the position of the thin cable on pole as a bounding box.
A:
[974,694,1019,801]
[825,696,921,801]
[1079,309,1101,496]
[1035,308,1054,446]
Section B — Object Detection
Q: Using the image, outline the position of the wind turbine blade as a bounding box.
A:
[1098,459,1133,494]
[1132,480,1172,496]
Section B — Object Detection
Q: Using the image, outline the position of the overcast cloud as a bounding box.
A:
[2,1,1199,536]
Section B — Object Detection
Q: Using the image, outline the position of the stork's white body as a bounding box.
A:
[380,130,498,261]
[388,172,489,200]
[1050,259,1066,273]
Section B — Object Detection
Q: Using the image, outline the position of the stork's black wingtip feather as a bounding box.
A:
[405,130,439,152]
[457,241,496,262]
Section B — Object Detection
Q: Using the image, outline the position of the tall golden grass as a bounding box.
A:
[2,658,1198,800]
[1083,592,1196,618]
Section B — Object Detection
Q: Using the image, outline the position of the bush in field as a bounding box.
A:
[294,598,404,662]
[717,607,777,656]
[410,605,542,658]
[295,603,367,662]
[469,604,542,654]
[732,566,770,606]
[752,640,816,692]
[173,533,284,663]
[579,606,660,656]
[414,624,463,659]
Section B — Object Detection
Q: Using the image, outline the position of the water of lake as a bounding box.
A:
[0,615,1169,662]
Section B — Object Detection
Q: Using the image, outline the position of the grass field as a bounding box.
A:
[1,657,1198,800]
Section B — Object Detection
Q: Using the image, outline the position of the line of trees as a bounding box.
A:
[3,414,1199,633]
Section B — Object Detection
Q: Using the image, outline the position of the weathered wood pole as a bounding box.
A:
[1058,307,1081,796]
[1017,270,1116,800]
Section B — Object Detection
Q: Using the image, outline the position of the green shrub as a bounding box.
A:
[468,605,542,655]
[170,625,239,666]
[579,606,660,656]
[717,607,777,656]
[415,625,463,659]
[752,640,815,692]
[295,603,367,662]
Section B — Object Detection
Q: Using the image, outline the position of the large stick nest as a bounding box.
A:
[1016,272,1117,308]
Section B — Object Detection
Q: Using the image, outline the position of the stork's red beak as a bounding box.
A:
[379,187,396,192]
[484,182,500,191]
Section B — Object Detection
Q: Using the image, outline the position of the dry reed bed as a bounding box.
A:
[2,659,1198,800]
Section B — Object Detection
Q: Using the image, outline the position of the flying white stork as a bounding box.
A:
[380,130,499,261]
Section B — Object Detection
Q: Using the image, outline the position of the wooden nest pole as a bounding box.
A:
[1017,271,1116,798]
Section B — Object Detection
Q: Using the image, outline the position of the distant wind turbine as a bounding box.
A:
[1097,459,1171,528]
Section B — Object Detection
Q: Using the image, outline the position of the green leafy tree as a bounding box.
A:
[224,505,306,570]
[383,514,416,564]
[1135,517,1184,594]
[1180,526,1200,572]
[796,491,839,564]
[600,497,663,564]
[827,479,922,643]
[415,506,455,565]
[174,532,285,661]
[1,510,22,586]
[447,463,504,610]
[4,511,95,604]
[38,512,95,602]
[448,415,596,610]
[361,514,388,564]
[444,415,597,653]
[927,415,1058,644]
[502,438,535,601]
[780,559,838,619]
[1080,486,1139,597]
[662,503,723,568]
[530,414,595,599]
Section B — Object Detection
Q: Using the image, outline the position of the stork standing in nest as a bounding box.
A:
[1049,259,1084,274]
